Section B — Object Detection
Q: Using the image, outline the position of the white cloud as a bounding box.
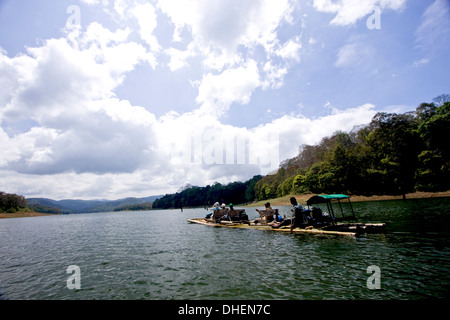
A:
[1,27,151,125]
[267,103,376,162]
[0,1,384,200]
[113,0,128,16]
[130,2,161,52]
[158,0,296,69]
[151,102,376,188]
[165,43,197,71]
[335,38,373,69]
[313,0,406,26]
[1,27,376,198]
[275,36,302,62]
[196,59,261,116]
[80,0,108,5]
[0,23,158,177]
[411,58,429,67]
[262,61,288,90]
[335,42,359,68]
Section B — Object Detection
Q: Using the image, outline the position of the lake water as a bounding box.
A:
[0,197,449,300]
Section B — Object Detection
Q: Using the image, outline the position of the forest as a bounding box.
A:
[153,95,450,208]
[255,95,450,200]
[152,175,263,209]
[0,191,27,213]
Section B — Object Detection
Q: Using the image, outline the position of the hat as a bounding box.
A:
[229,203,233,206]
[221,203,226,207]
[214,202,220,206]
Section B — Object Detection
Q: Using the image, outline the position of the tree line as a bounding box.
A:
[254,94,450,200]
[113,202,153,212]
[152,175,263,209]
[0,191,27,213]
[152,95,449,208]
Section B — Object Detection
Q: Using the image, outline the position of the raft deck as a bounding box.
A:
[187,218,367,237]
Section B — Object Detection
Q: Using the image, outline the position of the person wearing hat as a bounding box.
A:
[220,203,229,220]
[205,202,221,219]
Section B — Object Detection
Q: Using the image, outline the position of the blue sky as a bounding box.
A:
[0,0,449,200]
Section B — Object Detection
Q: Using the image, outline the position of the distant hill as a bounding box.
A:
[27,195,162,214]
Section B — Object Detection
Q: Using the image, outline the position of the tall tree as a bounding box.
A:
[366,112,420,197]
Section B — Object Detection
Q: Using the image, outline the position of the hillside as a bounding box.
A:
[27,195,162,214]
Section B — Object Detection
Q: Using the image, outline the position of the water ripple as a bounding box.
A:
[1,200,449,299]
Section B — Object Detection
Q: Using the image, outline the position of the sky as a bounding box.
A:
[0,0,449,200]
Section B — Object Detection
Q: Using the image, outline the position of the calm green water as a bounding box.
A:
[0,198,449,300]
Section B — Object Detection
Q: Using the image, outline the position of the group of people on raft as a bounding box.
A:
[205,202,233,219]
[205,197,328,230]
[204,202,248,221]
[255,197,314,230]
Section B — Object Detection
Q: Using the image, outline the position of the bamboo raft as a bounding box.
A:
[188,194,385,237]
[187,218,362,237]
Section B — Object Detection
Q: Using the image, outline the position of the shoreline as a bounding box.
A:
[0,211,57,219]
[1,190,449,219]
[243,190,450,207]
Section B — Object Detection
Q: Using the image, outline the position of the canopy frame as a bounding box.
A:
[306,194,357,223]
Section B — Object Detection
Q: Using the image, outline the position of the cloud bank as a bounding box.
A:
[0,0,384,199]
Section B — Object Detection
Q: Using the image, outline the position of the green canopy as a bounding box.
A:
[306,194,350,205]
[306,194,356,222]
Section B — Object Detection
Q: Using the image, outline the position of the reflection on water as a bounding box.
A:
[0,198,449,300]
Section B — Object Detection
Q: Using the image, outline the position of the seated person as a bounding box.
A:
[270,198,314,230]
[255,202,274,224]
[269,210,291,228]
[291,208,310,230]
[256,202,273,212]
[205,202,220,219]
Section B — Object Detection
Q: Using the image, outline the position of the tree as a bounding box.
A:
[292,174,307,194]
[0,192,27,212]
[432,94,450,107]
[415,101,450,191]
[365,112,420,197]
[418,102,450,159]
[259,183,275,200]
[245,175,263,201]
[415,150,450,191]
[152,176,262,209]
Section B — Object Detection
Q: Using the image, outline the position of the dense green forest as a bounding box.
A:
[0,191,28,213]
[255,95,450,200]
[153,95,450,208]
[152,175,263,209]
